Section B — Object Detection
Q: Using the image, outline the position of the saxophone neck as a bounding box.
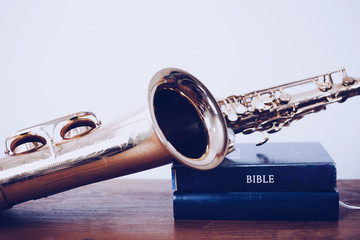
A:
[218,69,360,145]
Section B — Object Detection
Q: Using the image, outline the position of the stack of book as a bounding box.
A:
[172,142,339,220]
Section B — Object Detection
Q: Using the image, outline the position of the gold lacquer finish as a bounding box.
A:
[0,67,359,209]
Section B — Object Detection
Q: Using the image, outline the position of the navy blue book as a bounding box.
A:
[173,191,339,220]
[172,142,337,192]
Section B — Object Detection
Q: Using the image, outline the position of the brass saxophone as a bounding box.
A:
[0,68,358,209]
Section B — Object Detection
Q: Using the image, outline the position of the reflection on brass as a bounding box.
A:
[0,68,359,209]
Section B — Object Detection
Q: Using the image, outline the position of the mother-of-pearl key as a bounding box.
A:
[235,97,247,114]
[227,111,238,122]
[220,99,239,122]
[260,93,274,111]
[251,96,265,111]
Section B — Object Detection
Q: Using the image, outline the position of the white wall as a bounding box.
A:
[0,0,359,179]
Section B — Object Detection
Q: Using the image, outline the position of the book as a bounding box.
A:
[172,142,337,192]
[173,191,339,220]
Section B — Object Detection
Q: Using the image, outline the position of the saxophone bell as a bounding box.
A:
[148,68,230,170]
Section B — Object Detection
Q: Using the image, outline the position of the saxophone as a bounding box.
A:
[0,68,358,209]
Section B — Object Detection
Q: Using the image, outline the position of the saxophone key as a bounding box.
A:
[227,111,238,122]
[267,126,282,134]
[242,128,255,135]
[342,76,356,86]
[317,82,332,92]
[278,90,292,104]
[235,103,247,114]
[262,103,273,111]
[251,97,265,111]
[220,104,238,122]
[340,68,356,86]
[256,131,269,146]
[261,94,274,104]
[220,104,229,115]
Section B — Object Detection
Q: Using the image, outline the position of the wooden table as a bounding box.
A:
[0,179,359,240]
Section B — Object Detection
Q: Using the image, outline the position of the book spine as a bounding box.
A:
[173,191,339,220]
[172,164,336,192]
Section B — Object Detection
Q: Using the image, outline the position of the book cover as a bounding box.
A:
[172,142,337,192]
[173,191,339,220]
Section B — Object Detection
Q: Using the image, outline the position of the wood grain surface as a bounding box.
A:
[0,179,359,240]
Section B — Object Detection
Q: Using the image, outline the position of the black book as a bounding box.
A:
[172,142,337,192]
[173,191,339,220]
